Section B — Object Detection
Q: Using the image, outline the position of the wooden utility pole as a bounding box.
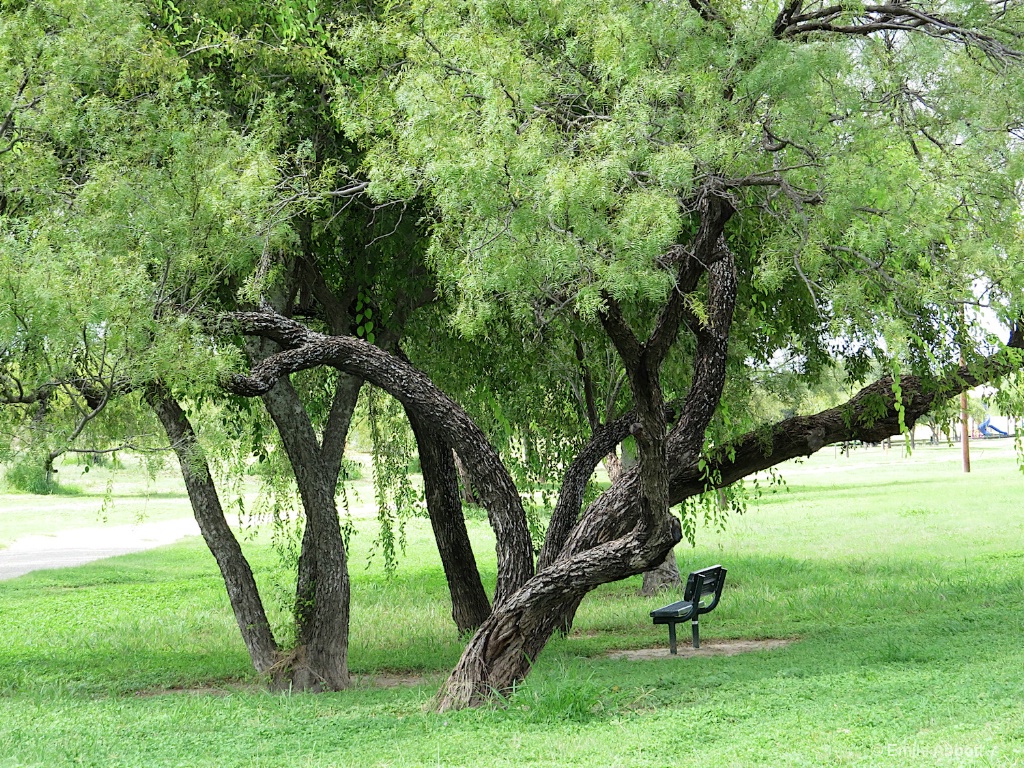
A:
[961,360,971,473]
[959,302,970,473]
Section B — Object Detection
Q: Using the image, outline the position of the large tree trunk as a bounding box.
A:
[407,407,492,634]
[438,226,738,710]
[146,386,279,674]
[262,378,353,691]
[640,550,681,595]
[436,511,681,709]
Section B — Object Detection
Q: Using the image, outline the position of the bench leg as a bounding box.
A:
[668,623,677,655]
[692,618,700,649]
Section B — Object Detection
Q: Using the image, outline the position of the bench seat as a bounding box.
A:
[651,600,696,622]
[650,565,727,654]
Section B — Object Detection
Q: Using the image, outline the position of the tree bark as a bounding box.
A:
[640,550,681,595]
[221,313,535,606]
[261,377,353,691]
[454,451,482,506]
[146,386,280,674]
[537,412,635,570]
[603,450,623,483]
[435,521,680,710]
[407,407,492,634]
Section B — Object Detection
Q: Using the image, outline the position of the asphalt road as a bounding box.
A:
[0,518,201,581]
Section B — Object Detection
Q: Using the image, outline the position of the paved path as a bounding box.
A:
[0,518,201,581]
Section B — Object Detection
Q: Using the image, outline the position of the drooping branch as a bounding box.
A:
[597,296,643,371]
[774,2,1023,61]
[0,370,54,405]
[297,254,357,336]
[217,311,535,605]
[688,0,728,26]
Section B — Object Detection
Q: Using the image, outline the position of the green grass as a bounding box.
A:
[1,441,1024,766]
[0,455,195,547]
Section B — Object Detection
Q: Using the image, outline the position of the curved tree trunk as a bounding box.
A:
[436,517,681,710]
[146,386,280,673]
[438,233,739,710]
[407,407,492,634]
[223,316,535,605]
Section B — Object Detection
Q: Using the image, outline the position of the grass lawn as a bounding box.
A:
[0,456,196,548]
[1,440,1023,766]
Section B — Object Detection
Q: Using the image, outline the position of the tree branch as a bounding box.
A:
[218,311,536,605]
[775,2,1023,62]
[669,348,1023,501]
[597,295,643,371]
[667,247,739,456]
[646,195,735,367]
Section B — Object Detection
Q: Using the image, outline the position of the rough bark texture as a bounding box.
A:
[667,349,1023,503]
[146,387,279,674]
[640,551,682,595]
[536,413,634,571]
[435,211,739,710]
[222,314,535,606]
[603,451,623,483]
[407,407,492,633]
[434,524,678,710]
[261,378,353,691]
[454,452,483,506]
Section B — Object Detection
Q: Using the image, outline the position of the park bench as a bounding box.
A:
[650,565,727,654]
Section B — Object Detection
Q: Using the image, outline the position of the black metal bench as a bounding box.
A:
[650,565,727,654]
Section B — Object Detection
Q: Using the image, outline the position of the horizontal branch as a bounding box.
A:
[670,348,1024,502]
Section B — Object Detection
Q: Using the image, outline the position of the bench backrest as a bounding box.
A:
[683,565,727,615]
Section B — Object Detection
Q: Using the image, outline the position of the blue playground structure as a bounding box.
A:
[979,415,1009,438]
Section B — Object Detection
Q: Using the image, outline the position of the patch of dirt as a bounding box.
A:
[606,638,794,661]
[135,674,435,697]
[351,673,434,689]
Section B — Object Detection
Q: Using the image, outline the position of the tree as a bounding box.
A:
[221,0,1024,710]
[4,0,1024,712]
[0,0,503,690]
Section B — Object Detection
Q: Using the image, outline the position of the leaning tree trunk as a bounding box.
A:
[407,407,492,634]
[435,507,681,710]
[146,386,280,673]
[438,230,739,710]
